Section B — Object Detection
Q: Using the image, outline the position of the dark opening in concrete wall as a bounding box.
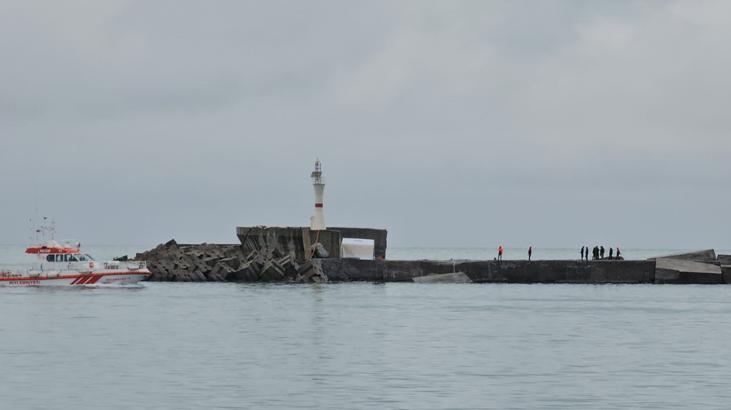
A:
[329,227,388,259]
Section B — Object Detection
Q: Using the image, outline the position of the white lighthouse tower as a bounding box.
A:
[310,159,326,231]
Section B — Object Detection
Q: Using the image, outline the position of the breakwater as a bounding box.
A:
[127,240,731,285]
[317,259,656,283]
[132,240,327,283]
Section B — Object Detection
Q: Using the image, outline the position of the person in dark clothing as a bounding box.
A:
[609,248,614,259]
[528,246,533,261]
[600,246,605,259]
[616,248,621,260]
[593,246,599,260]
[580,246,585,260]
[585,245,589,260]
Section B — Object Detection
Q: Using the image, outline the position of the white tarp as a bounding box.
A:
[341,238,375,260]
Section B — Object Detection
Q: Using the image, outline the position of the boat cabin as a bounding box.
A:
[25,241,94,264]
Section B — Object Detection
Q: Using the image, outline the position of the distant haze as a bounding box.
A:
[1,1,729,249]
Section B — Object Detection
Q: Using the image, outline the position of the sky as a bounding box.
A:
[1,0,730,249]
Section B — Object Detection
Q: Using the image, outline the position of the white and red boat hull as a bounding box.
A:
[0,271,149,287]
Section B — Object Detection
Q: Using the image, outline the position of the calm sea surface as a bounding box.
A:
[2,245,731,409]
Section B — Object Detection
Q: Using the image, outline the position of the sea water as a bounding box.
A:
[1,245,731,409]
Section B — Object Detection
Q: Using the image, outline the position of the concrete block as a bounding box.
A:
[655,258,723,284]
[236,226,342,261]
[413,272,472,283]
[648,250,717,263]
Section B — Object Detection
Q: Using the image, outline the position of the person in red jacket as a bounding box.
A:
[498,245,504,261]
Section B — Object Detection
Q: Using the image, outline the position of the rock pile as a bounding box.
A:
[132,240,327,283]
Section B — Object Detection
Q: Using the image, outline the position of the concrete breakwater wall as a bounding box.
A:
[128,242,731,284]
[317,259,656,284]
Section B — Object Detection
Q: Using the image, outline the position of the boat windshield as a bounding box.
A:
[44,254,92,262]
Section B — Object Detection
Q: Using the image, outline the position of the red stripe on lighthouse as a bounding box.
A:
[315,203,323,208]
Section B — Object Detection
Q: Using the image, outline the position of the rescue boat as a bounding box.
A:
[0,240,150,287]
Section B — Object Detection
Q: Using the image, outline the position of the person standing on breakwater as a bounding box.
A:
[616,247,622,260]
[528,246,533,261]
[600,246,605,259]
[592,246,599,260]
[580,246,585,260]
[498,245,504,261]
[609,248,614,259]
[585,245,589,260]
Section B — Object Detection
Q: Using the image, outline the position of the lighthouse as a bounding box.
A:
[310,159,326,231]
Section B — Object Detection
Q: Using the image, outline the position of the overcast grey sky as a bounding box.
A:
[1,0,729,249]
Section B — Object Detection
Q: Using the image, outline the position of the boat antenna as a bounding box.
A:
[37,217,56,242]
[29,217,36,243]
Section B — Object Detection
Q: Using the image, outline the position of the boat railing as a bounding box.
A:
[1,267,28,277]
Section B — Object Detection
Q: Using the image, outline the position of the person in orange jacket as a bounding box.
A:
[498,245,504,261]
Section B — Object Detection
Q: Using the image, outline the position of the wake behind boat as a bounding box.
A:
[0,240,150,287]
